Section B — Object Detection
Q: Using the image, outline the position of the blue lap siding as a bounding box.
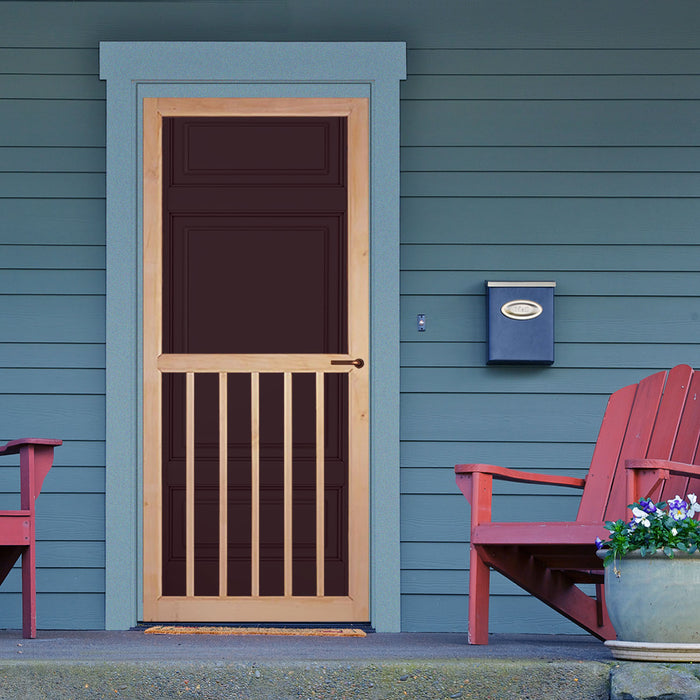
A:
[1,1,700,632]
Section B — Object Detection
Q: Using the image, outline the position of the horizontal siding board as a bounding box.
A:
[401,171,700,198]
[36,541,104,568]
[0,74,105,100]
[0,465,106,494]
[400,441,596,471]
[400,296,700,343]
[0,567,104,594]
[401,197,700,244]
[406,49,700,75]
[0,48,98,74]
[401,570,539,596]
[401,270,700,297]
[401,367,652,395]
[50,441,105,469]
[0,2,294,48]
[0,147,105,173]
[402,75,700,100]
[0,297,105,343]
[400,341,700,370]
[402,542,468,571]
[0,172,105,198]
[401,594,467,632]
[3,1,700,49]
[42,467,104,494]
[35,493,104,540]
[402,569,468,595]
[401,146,700,173]
[0,270,104,295]
[0,593,104,630]
[2,200,105,245]
[401,494,470,542]
[401,393,608,443]
[0,368,104,395]
[401,245,700,271]
[0,343,104,369]
[0,395,104,439]
[0,246,104,269]
[0,100,105,147]
[402,101,700,147]
[401,494,581,543]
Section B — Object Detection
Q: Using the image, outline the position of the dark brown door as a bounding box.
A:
[162,116,349,598]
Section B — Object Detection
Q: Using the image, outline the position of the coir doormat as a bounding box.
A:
[144,625,366,638]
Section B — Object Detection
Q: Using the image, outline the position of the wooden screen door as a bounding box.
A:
[142,98,369,622]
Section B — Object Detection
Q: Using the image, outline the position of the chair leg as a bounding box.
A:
[21,545,36,639]
[468,544,490,644]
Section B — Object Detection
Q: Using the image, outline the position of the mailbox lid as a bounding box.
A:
[487,282,555,365]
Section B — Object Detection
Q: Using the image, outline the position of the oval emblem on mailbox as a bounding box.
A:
[501,299,543,320]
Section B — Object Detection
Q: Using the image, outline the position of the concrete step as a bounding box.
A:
[0,658,612,699]
[0,632,698,699]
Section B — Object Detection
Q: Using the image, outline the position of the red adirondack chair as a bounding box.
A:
[455,365,700,644]
[0,438,61,638]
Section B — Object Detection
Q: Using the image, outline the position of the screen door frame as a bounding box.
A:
[142,97,369,622]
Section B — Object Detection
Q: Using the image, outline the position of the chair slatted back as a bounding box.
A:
[662,369,700,500]
[577,365,700,523]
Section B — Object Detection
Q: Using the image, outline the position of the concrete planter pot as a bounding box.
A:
[597,549,700,661]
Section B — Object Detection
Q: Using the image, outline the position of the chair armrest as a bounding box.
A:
[455,463,586,489]
[0,439,62,506]
[626,458,700,478]
[455,463,585,530]
[0,438,62,456]
[626,458,700,504]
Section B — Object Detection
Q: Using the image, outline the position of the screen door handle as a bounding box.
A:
[330,358,365,369]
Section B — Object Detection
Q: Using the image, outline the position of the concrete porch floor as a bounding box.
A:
[0,630,693,699]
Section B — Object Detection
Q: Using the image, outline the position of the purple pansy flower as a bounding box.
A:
[638,498,659,515]
[667,495,690,521]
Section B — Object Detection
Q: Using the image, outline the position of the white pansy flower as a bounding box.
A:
[631,507,651,527]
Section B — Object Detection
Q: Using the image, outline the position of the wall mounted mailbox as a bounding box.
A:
[486,281,556,365]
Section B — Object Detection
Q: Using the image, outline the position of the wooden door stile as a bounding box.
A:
[250,372,260,598]
[185,372,195,598]
[218,372,228,597]
[315,372,325,597]
[283,372,293,598]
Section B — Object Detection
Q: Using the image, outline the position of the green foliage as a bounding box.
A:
[596,495,700,566]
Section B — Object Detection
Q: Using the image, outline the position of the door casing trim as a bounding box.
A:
[100,42,406,632]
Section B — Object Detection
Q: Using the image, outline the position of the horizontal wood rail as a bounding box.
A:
[158,354,364,373]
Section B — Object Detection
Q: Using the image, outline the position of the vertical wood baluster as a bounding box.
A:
[284,372,293,597]
[251,372,260,597]
[316,372,325,597]
[186,372,195,598]
[218,372,228,597]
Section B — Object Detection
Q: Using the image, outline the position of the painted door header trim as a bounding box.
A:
[100,41,406,81]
